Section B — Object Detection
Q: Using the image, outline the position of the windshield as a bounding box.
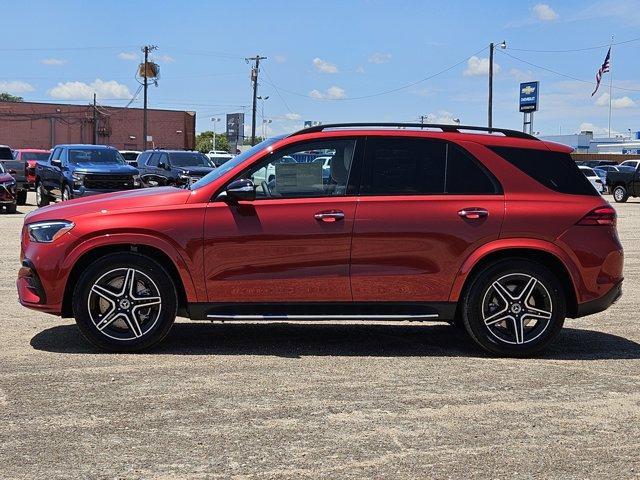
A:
[170,151,212,167]
[22,152,50,161]
[191,136,286,189]
[581,167,596,176]
[69,148,126,165]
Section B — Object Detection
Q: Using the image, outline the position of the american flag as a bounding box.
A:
[591,47,611,96]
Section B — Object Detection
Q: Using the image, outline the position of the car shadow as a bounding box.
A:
[30,322,640,360]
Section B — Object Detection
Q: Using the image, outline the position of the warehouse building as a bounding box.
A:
[0,101,196,151]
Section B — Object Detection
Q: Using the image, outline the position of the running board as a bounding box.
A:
[205,314,439,321]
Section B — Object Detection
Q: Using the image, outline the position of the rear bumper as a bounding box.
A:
[575,280,622,318]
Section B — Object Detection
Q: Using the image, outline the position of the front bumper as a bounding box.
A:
[575,280,623,318]
[72,186,137,197]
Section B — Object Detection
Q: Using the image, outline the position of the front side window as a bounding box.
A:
[242,139,357,199]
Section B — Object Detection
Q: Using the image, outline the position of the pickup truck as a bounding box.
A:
[0,145,28,205]
[606,165,640,202]
[35,144,140,207]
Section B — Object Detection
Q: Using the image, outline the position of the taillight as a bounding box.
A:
[577,206,616,226]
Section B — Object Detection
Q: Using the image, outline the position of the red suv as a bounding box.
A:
[18,124,623,355]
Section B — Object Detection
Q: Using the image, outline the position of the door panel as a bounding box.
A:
[350,195,504,302]
[203,197,356,302]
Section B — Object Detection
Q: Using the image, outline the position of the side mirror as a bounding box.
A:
[8,169,16,175]
[225,178,255,202]
[158,161,170,170]
[51,159,62,168]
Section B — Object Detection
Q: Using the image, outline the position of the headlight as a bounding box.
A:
[27,221,75,243]
[72,172,85,186]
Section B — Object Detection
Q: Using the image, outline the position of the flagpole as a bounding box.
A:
[608,35,614,138]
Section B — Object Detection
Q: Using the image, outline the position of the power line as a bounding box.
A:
[260,46,489,101]
[0,45,138,52]
[498,49,640,93]
[508,36,640,53]
[261,65,294,113]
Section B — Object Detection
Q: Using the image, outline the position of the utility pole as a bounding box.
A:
[92,93,98,144]
[488,40,506,130]
[246,55,267,146]
[420,115,428,128]
[142,44,158,150]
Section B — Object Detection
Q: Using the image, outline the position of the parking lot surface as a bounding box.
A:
[1,193,639,479]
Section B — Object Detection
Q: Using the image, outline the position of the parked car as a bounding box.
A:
[594,165,635,194]
[0,162,17,213]
[575,160,618,168]
[606,164,640,202]
[13,149,51,194]
[35,144,140,207]
[18,123,623,356]
[619,159,640,170]
[251,155,297,185]
[0,145,29,205]
[312,155,333,183]
[206,150,234,167]
[137,150,215,187]
[120,150,141,167]
[578,165,604,193]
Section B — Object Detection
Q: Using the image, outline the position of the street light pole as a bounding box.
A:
[211,117,220,151]
[488,41,506,130]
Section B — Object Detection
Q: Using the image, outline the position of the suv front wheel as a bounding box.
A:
[72,252,177,352]
[461,259,566,356]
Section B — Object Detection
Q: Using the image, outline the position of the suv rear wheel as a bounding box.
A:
[461,259,566,356]
[613,185,628,203]
[72,252,177,352]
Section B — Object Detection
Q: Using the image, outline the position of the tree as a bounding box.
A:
[0,92,23,102]
[195,131,229,153]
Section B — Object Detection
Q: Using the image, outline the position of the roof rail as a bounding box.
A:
[289,122,539,141]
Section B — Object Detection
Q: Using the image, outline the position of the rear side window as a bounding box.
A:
[360,137,500,195]
[361,137,446,194]
[490,146,598,196]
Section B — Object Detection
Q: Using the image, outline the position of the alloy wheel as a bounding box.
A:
[614,187,625,202]
[87,268,162,341]
[481,273,553,345]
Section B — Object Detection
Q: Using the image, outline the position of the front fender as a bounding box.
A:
[62,232,201,303]
[448,238,581,302]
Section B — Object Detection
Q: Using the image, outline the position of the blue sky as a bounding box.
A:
[2,0,640,137]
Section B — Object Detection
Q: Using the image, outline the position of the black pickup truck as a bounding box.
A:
[606,165,640,202]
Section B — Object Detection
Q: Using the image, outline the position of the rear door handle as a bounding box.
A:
[314,210,345,222]
[458,208,488,219]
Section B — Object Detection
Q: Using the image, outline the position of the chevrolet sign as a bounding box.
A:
[519,81,539,112]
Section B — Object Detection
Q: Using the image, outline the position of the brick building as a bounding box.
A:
[0,101,196,150]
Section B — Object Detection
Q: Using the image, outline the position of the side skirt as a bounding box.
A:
[187,302,457,322]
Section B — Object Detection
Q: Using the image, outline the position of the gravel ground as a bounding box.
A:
[1,193,639,479]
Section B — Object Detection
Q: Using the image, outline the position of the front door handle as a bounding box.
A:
[458,208,488,219]
[314,210,345,222]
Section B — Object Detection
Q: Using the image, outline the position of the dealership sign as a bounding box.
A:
[226,113,245,145]
[519,81,539,112]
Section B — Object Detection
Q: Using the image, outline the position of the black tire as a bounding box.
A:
[62,184,72,202]
[72,252,177,352]
[35,182,50,207]
[461,258,566,357]
[16,190,27,206]
[613,185,629,203]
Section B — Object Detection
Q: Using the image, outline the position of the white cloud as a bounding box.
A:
[579,122,620,136]
[48,79,133,100]
[284,112,301,120]
[308,86,347,100]
[509,68,534,82]
[355,65,365,74]
[118,52,137,61]
[312,57,338,74]
[274,55,286,64]
[155,54,175,63]
[0,80,35,94]
[463,56,500,77]
[533,3,559,21]
[595,92,636,109]
[41,58,66,66]
[369,52,392,64]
